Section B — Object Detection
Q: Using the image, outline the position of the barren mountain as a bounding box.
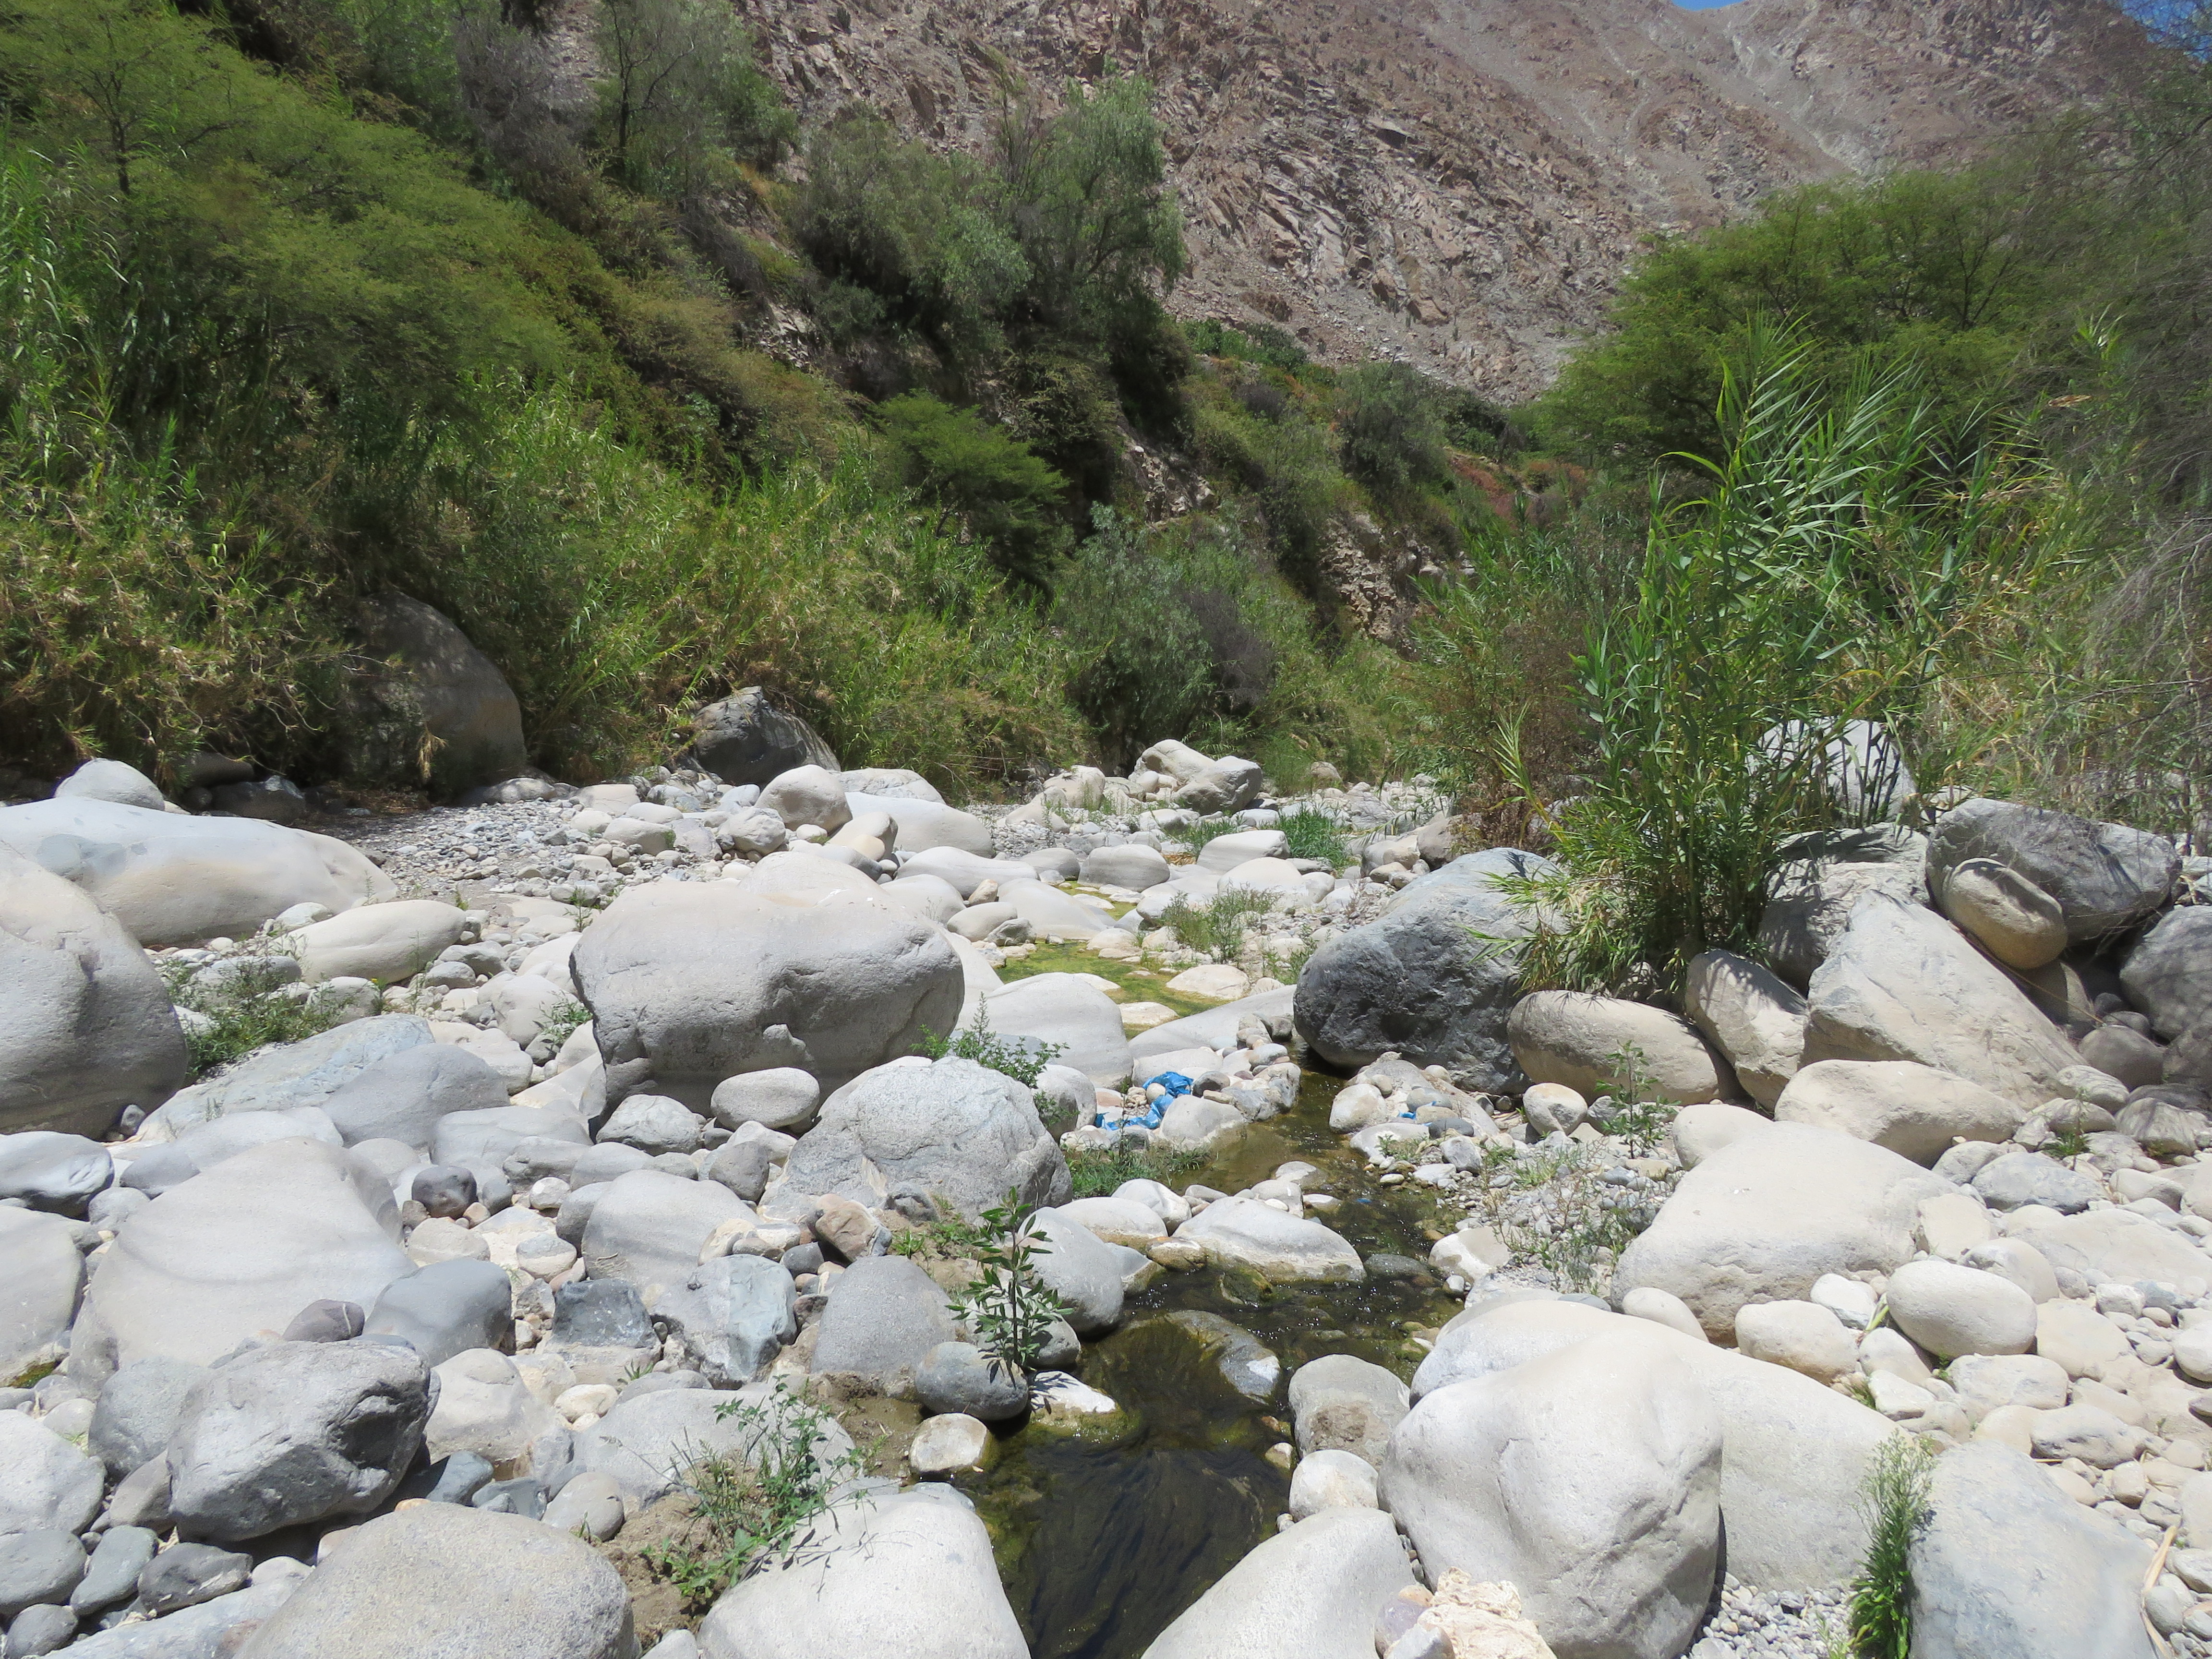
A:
[733,0,2151,395]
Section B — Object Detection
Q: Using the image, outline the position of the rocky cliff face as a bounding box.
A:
[734,0,2149,395]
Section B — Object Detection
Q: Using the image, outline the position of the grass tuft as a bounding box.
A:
[1847,1435,1937,1659]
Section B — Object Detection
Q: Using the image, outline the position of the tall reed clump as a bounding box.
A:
[1493,327,2072,990]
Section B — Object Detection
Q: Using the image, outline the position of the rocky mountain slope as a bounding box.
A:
[735,0,2151,395]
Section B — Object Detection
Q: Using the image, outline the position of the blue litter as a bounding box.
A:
[1099,1071,1197,1130]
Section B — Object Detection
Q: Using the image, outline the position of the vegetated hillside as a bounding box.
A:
[733,0,2152,395]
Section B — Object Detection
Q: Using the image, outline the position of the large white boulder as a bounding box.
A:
[1509,991,1737,1104]
[1800,893,2080,1111]
[1683,950,1805,1108]
[288,901,470,984]
[574,882,962,1105]
[757,765,851,833]
[1177,1196,1363,1284]
[0,798,395,947]
[847,791,993,856]
[0,845,189,1137]
[978,973,1133,1086]
[1772,1059,2021,1165]
[1614,1122,1951,1340]
[1383,1327,1722,1659]
[1140,1507,1415,1659]
[73,1138,410,1386]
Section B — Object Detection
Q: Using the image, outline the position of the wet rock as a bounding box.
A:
[1177,1197,1363,1285]
[916,1342,1029,1422]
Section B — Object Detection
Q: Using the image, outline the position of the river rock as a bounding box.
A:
[1178,1197,1363,1284]
[654,1255,796,1386]
[289,901,470,986]
[1155,1094,1246,1150]
[1288,1354,1410,1466]
[1614,1122,1949,1339]
[1759,856,1929,990]
[908,1412,991,1476]
[1140,1506,1415,1659]
[1910,1441,2156,1659]
[74,1138,410,1385]
[809,1256,958,1397]
[1294,849,1555,1091]
[1883,1260,2036,1358]
[2123,908,2212,1042]
[708,1068,819,1134]
[0,847,190,1138]
[756,765,851,834]
[236,1504,634,1658]
[2004,1206,2210,1286]
[1081,845,1172,890]
[574,883,961,1105]
[1026,1207,1126,1335]
[783,1058,1068,1223]
[55,758,164,811]
[581,1171,750,1306]
[1287,1449,1377,1520]
[571,1383,850,1508]
[1799,893,2079,1110]
[71,1526,157,1615]
[89,1357,208,1477]
[338,594,526,797]
[687,689,837,787]
[0,798,395,948]
[425,1348,560,1465]
[166,1339,432,1542]
[846,793,994,857]
[0,1413,102,1537]
[1733,1300,1856,1382]
[697,1484,1023,1659]
[318,1044,511,1152]
[1938,858,2069,970]
[0,1529,84,1620]
[979,974,1133,1086]
[1970,1152,2100,1214]
[0,1209,85,1383]
[1382,1327,1721,1659]
[916,1342,1029,1421]
[1509,991,1736,1104]
[1772,1059,2021,1164]
[1059,1196,1169,1249]
[1929,797,2178,946]
[1683,951,1805,1108]
[150,1016,436,1137]
[1667,1102,1773,1168]
[364,1258,515,1368]
[0,1130,112,1214]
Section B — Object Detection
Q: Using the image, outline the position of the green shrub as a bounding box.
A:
[1337,361,1448,496]
[916,1003,1066,1088]
[1065,1140,1207,1198]
[950,1190,1073,1373]
[1846,1436,1937,1658]
[1275,806,1347,865]
[163,962,352,1074]
[592,0,793,192]
[875,393,1069,587]
[1158,887,1278,959]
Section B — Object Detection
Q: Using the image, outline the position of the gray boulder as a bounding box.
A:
[1759,856,1929,989]
[2123,908,2212,1042]
[364,1260,515,1368]
[1140,1507,1414,1659]
[56,759,164,812]
[783,1058,1068,1224]
[654,1256,796,1386]
[1173,757,1264,816]
[339,594,527,799]
[572,1383,851,1509]
[1293,849,1554,1090]
[1929,797,2177,946]
[0,847,189,1138]
[1909,1441,2155,1659]
[288,900,471,986]
[686,688,838,788]
[0,1413,103,1537]
[697,1485,1022,1659]
[1026,1208,1126,1336]
[121,1107,344,1196]
[1801,894,2079,1111]
[62,1577,299,1657]
[74,1138,411,1385]
[0,1529,84,1621]
[432,1104,589,1174]
[72,1527,157,1614]
[149,1016,435,1137]
[1176,1197,1363,1285]
[1683,950,1806,1108]
[234,1504,635,1659]
[1081,844,1172,890]
[0,1131,114,1213]
[596,1094,703,1156]
[1772,1059,2021,1165]
[977,975,1133,1088]
[90,1358,209,1477]
[580,1170,749,1306]
[0,798,394,949]
[809,1256,958,1398]
[166,1339,433,1542]
[0,1209,85,1384]
[574,883,962,1106]
[1128,989,1297,1061]
[846,792,993,857]
[915,1342,1029,1421]
[1289,1354,1409,1467]
[1508,990,1737,1104]
[1971,1151,2101,1214]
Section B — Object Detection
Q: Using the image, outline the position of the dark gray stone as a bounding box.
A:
[90,1358,210,1478]
[2079,1024,2167,1089]
[321,1046,510,1153]
[2168,1025,2212,1090]
[1930,799,2177,947]
[1294,849,1555,1091]
[1911,1440,2154,1659]
[340,593,527,800]
[781,1242,825,1279]
[654,1256,796,1387]
[138,1545,251,1617]
[705,1136,777,1203]
[281,1300,365,1344]
[410,1165,477,1218]
[808,1257,958,1398]
[2123,909,2212,1044]
[1972,1151,2102,1214]
[915,1342,1028,1422]
[0,1534,83,1622]
[5,1602,76,1657]
[84,1188,147,1233]
[403,1450,494,1506]
[686,688,838,788]
[364,1260,514,1368]
[164,1341,432,1543]
[0,1133,111,1214]
[552,1279,652,1350]
[467,1478,545,1519]
[70,1530,156,1615]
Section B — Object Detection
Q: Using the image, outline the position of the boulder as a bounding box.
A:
[1382,1328,1722,1659]
[234,1504,635,1659]
[909,1412,991,1476]
[0,1130,113,1213]
[1058,1196,1169,1250]
[288,902,470,985]
[0,798,395,948]
[1286,1355,1411,1466]
[0,847,189,1137]
[977,974,1132,1087]
[1800,894,2079,1111]
[1929,797,2178,946]
[915,1342,1029,1422]
[149,1016,436,1137]
[839,769,942,803]
[1909,1441,2156,1659]
[340,594,526,798]
[90,1356,209,1477]
[364,1259,516,1368]
[1759,857,1928,989]
[1003,881,1118,942]
[1287,1449,1377,1520]
[846,792,993,858]
[1139,1507,1415,1659]
[581,1171,750,1306]
[1128,987,1297,1061]
[1970,1152,2100,1214]
[1683,950,1805,1108]
[1509,991,1736,1105]
[1937,858,2068,971]
[166,1339,433,1542]
[897,848,1039,899]
[809,1256,959,1398]
[1293,849,1555,1091]
[1176,1197,1363,1284]
[56,758,165,811]
[1195,830,1289,874]
[0,1209,85,1383]
[1174,757,1265,816]
[782,1058,1068,1224]
[1614,1123,1950,1340]
[1733,1300,1856,1383]
[757,765,851,834]
[708,1068,819,1134]
[318,1045,510,1152]
[1081,845,1173,890]
[75,1138,410,1385]
[574,883,962,1105]
[2004,1207,2210,1287]
[2123,908,2212,1042]
[1026,1208,1127,1336]
[686,689,838,788]
[65,1578,300,1656]
[1883,1260,2036,1358]
[697,1485,1023,1659]
[1772,1059,2021,1165]
[654,1255,797,1386]
[424,1348,560,1465]
[0,1409,104,1537]
[122,1107,346,1198]
[1668,1101,1775,1168]
[572,1383,851,1509]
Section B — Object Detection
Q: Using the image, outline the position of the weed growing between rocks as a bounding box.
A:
[1158,887,1278,959]
[915,1003,1065,1088]
[1065,1141,1208,1199]
[952,1191,1073,1373]
[643,1387,866,1608]
[159,961,349,1075]
[1275,805,1348,866]
[536,997,589,1050]
[889,1215,992,1261]
[1473,1142,1669,1297]
[1846,1435,1936,1659]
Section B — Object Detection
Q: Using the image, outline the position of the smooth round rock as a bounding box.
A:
[1885,1259,2037,1359]
[908,1413,991,1477]
[915,1343,1029,1422]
